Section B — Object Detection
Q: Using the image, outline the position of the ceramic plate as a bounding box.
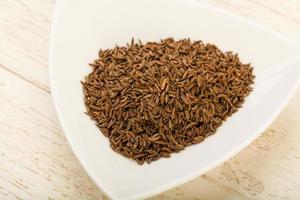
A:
[49,0,300,199]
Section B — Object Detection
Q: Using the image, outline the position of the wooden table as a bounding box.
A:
[0,1,299,199]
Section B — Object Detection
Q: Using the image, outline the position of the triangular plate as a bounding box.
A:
[49,0,300,199]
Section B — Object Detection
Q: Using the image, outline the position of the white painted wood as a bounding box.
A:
[0,0,299,199]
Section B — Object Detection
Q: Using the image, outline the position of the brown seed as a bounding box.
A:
[193,136,204,144]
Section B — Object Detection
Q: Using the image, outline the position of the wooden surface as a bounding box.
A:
[0,0,299,199]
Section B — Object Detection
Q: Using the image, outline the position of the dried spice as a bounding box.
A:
[82,38,255,164]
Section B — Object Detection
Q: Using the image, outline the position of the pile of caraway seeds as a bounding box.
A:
[82,38,255,164]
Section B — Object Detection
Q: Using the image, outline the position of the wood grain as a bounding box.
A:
[0,0,299,199]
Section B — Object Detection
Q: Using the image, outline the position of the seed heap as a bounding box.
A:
[82,38,254,164]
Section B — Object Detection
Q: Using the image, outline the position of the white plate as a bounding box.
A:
[49,0,300,199]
